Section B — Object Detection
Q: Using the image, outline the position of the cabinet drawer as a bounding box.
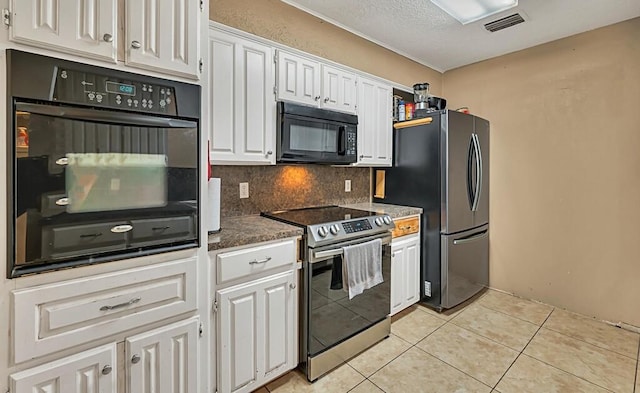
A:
[130,216,195,245]
[42,221,128,258]
[12,257,197,364]
[392,216,420,238]
[217,239,296,284]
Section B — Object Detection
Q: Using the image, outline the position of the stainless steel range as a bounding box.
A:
[262,206,395,381]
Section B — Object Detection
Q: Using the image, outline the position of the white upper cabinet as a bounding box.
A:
[321,65,357,114]
[7,0,201,79]
[355,76,392,166]
[276,50,357,114]
[125,0,201,78]
[209,29,276,165]
[276,50,321,107]
[9,0,118,62]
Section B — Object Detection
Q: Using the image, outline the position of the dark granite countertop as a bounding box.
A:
[340,202,423,219]
[208,215,303,251]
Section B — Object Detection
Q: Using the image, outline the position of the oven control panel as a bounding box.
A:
[307,215,394,247]
[342,219,372,233]
[52,68,177,115]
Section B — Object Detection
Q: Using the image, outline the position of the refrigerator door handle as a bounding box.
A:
[467,134,475,210]
[472,133,482,212]
[452,229,488,245]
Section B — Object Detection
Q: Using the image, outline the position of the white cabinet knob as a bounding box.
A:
[289,283,296,289]
[131,40,141,49]
[103,33,113,43]
[101,365,112,375]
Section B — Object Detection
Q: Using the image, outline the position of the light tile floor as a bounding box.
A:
[255,289,640,393]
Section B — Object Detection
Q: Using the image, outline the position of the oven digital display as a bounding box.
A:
[106,81,136,96]
[342,219,372,233]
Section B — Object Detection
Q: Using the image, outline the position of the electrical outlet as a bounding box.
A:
[239,182,249,199]
[345,179,351,192]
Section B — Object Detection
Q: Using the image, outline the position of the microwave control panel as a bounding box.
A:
[345,126,357,156]
[52,68,177,116]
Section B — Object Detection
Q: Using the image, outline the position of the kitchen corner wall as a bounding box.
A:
[443,18,640,327]
[213,165,369,217]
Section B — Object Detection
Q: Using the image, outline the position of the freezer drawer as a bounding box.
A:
[441,225,489,309]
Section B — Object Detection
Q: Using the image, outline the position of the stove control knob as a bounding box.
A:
[383,216,393,225]
[318,226,329,238]
[329,224,340,235]
[374,217,384,227]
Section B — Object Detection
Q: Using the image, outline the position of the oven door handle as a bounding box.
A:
[15,103,197,129]
[310,234,391,263]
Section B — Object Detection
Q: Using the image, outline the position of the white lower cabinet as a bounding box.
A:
[126,318,200,393]
[9,317,200,393]
[9,343,117,393]
[217,270,296,393]
[390,234,421,316]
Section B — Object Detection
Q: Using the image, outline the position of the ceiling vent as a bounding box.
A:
[484,13,525,32]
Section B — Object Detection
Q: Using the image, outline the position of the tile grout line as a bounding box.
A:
[490,307,555,390]
[510,308,618,393]
[474,299,553,326]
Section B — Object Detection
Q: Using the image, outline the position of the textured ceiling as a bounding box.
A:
[281,0,640,72]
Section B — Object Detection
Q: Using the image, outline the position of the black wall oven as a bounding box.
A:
[277,102,358,164]
[7,50,201,277]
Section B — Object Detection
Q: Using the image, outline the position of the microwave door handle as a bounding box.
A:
[337,126,346,155]
[15,103,197,129]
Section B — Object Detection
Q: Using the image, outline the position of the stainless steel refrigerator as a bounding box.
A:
[374,110,489,310]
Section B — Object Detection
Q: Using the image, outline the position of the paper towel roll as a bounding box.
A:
[207,178,221,233]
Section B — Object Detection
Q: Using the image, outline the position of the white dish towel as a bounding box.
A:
[342,238,383,300]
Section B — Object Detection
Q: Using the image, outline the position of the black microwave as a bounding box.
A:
[277,102,357,164]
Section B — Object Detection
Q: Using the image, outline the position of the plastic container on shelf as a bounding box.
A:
[398,100,405,121]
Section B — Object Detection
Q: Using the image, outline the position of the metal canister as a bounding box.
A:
[405,102,414,120]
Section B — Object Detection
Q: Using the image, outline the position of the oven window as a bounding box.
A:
[290,123,337,153]
[307,245,391,356]
[13,108,198,272]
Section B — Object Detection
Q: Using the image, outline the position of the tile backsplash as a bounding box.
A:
[212,165,370,217]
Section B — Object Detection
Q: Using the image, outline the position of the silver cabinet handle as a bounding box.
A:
[266,150,273,155]
[289,283,296,289]
[314,96,320,101]
[103,33,113,43]
[100,297,141,311]
[249,257,272,265]
[102,365,112,375]
[324,97,330,103]
[55,157,68,166]
[131,40,141,49]
[131,354,141,364]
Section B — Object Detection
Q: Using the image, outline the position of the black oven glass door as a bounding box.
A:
[280,114,354,164]
[12,102,199,274]
[306,235,391,357]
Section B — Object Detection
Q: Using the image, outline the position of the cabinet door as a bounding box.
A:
[125,0,201,79]
[217,271,296,393]
[355,77,392,166]
[277,50,320,107]
[9,0,117,62]
[10,343,116,393]
[209,30,275,165]
[261,271,296,379]
[217,281,260,393]
[390,241,405,316]
[321,65,357,114]
[390,234,421,316]
[126,317,199,393]
[403,236,421,306]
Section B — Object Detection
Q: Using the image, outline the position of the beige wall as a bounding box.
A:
[443,18,640,326]
[210,0,442,93]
